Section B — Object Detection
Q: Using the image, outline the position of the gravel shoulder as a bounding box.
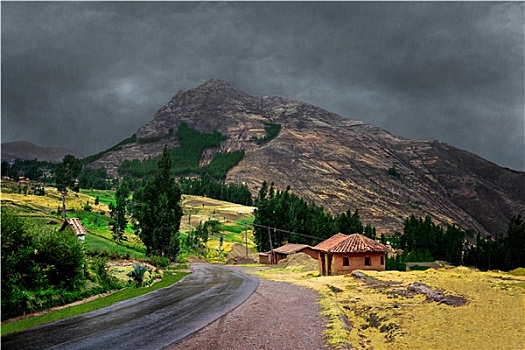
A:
[171,272,332,350]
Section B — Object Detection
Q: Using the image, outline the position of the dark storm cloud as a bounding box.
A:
[2,2,523,170]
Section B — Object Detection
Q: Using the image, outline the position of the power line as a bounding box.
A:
[251,223,325,242]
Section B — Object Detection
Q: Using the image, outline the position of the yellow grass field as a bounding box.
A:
[1,187,110,219]
[256,267,525,350]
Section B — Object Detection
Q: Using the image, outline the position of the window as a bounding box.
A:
[343,257,349,266]
[364,257,371,266]
[381,255,385,265]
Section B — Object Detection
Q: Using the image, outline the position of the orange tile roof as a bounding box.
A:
[273,243,311,254]
[329,233,389,253]
[313,233,349,252]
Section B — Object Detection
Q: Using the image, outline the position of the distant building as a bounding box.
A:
[259,243,318,264]
[313,233,389,275]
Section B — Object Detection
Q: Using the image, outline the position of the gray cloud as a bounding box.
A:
[2,1,523,170]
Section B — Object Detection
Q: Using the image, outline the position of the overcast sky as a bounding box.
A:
[2,1,524,170]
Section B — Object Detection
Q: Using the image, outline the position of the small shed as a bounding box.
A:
[314,233,389,275]
[259,243,318,265]
[258,252,271,265]
[60,218,86,243]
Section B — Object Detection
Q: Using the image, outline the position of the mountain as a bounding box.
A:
[89,79,525,237]
[1,141,84,164]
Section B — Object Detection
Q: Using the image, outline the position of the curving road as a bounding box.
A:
[2,264,259,350]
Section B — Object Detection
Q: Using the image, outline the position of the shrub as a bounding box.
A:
[1,208,86,319]
[35,229,85,290]
[128,263,148,286]
[404,249,434,263]
[149,256,170,269]
[386,255,406,271]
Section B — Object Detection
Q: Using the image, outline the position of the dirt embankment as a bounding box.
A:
[171,274,332,350]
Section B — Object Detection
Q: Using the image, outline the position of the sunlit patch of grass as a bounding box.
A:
[1,188,110,218]
[85,233,147,259]
[255,267,525,350]
[80,189,116,207]
[507,267,525,276]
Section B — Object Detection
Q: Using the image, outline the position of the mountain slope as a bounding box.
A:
[89,79,525,237]
[1,141,84,163]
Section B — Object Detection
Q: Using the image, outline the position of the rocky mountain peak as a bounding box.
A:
[90,80,525,239]
[167,79,250,108]
[195,79,241,93]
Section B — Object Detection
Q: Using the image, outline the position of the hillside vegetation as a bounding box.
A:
[118,122,244,179]
[0,179,254,328]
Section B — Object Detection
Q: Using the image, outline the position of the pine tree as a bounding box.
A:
[132,145,182,259]
[506,215,525,269]
[110,179,130,251]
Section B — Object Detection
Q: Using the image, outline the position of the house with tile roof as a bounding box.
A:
[313,233,389,275]
[258,243,318,264]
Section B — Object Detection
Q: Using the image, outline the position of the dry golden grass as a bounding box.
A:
[255,267,525,350]
[1,187,110,219]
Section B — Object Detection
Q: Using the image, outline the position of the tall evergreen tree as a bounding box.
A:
[132,145,183,259]
[506,214,525,269]
[336,209,363,234]
[55,155,82,220]
[109,179,130,250]
[442,224,465,265]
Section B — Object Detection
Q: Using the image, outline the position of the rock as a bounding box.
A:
[87,80,525,239]
[351,271,369,280]
[407,282,467,306]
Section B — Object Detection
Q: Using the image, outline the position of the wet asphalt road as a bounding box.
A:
[2,264,259,350]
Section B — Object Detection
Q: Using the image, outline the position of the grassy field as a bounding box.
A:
[1,183,256,260]
[255,266,525,350]
[3,181,524,349]
[80,189,116,207]
[180,195,257,261]
[1,186,147,256]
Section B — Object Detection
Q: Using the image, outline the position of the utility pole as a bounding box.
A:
[268,226,274,264]
[245,223,248,258]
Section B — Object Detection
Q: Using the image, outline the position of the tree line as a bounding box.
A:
[386,214,525,271]
[2,159,118,191]
[253,181,376,252]
[253,181,524,272]
[179,174,253,206]
[463,215,525,271]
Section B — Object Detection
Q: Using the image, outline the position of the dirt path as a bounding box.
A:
[171,277,332,350]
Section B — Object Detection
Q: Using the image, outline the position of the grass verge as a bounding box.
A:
[1,271,189,336]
